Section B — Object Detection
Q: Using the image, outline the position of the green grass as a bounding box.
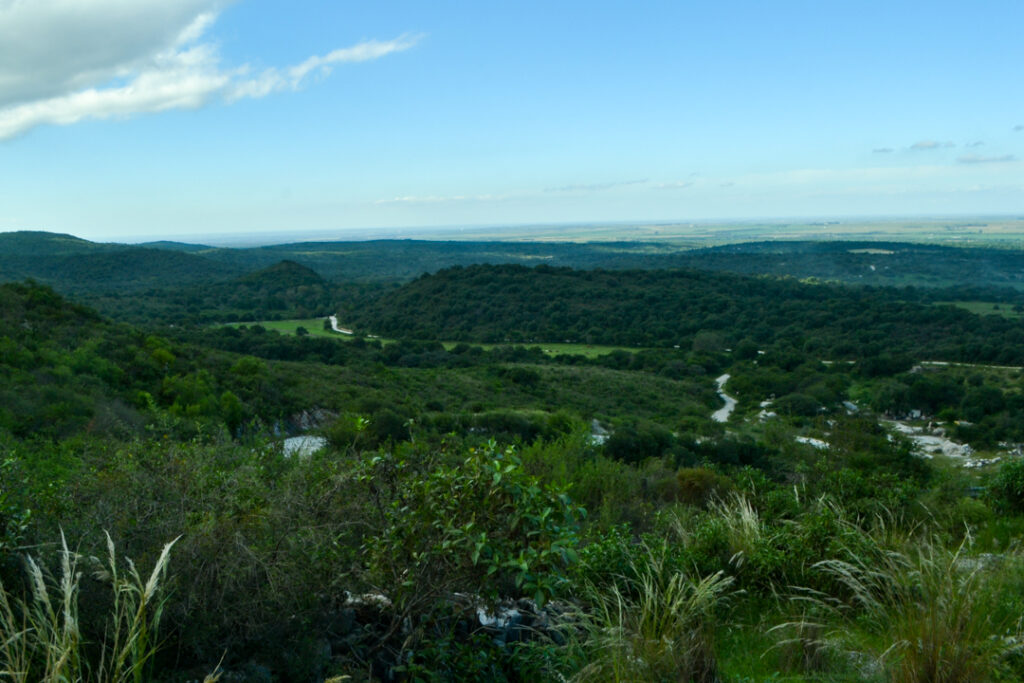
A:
[935,301,1024,319]
[441,340,638,359]
[573,543,734,683]
[775,527,1024,683]
[404,217,1024,246]
[228,318,638,358]
[533,342,640,358]
[228,317,342,338]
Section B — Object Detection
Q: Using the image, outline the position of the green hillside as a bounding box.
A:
[9,231,1024,301]
[5,272,1024,680]
[238,259,325,287]
[0,231,239,293]
[0,230,116,256]
[349,263,1024,365]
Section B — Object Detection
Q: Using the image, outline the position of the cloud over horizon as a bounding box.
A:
[373,193,507,205]
[909,140,955,151]
[957,153,1017,164]
[543,179,648,193]
[0,1,419,140]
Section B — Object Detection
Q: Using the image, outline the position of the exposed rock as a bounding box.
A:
[795,436,829,450]
[287,407,337,433]
[283,435,327,458]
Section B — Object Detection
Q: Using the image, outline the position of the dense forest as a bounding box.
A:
[350,263,1024,365]
[7,230,1024,299]
[5,236,1024,681]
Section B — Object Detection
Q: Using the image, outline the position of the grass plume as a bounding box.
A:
[573,543,734,682]
[0,531,180,683]
[777,530,1024,682]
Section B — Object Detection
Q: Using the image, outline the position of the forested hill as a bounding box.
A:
[0,280,339,440]
[0,231,114,256]
[8,231,1024,296]
[83,259,342,323]
[349,264,1024,365]
[237,259,324,287]
[0,232,240,293]
[683,240,1024,288]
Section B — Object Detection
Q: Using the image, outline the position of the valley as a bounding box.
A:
[4,231,1024,681]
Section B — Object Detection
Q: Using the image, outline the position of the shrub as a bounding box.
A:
[675,468,734,507]
[990,457,1024,513]
[0,457,30,556]
[772,392,823,417]
[324,412,372,452]
[361,441,584,611]
[603,421,674,464]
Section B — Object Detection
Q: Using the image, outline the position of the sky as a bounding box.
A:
[0,0,1022,242]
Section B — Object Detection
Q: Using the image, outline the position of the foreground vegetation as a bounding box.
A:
[5,241,1024,680]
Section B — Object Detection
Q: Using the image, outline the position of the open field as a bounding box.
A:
[229,319,638,358]
[442,340,638,358]
[229,318,341,338]
[936,301,1024,319]
[402,216,1024,246]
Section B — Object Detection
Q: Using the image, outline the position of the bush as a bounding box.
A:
[989,457,1024,512]
[324,412,372,452]
[0,457,30,556]
[603,421,674,464]
[772,393,823,417]
[361,441,584,611]
[675,468,734,507]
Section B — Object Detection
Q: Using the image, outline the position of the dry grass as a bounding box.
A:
[0,531,180,683]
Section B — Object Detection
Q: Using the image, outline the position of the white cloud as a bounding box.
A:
[739,165,951,187]
[228,34,422,101]
[909,140,954,150]
[957,154,1017,164]
[721,163,1022,202]
[0,1,420,140]
[374,193,507,205]
[0,0,219,107]
[290,36,422,81]
[543,179,648,193]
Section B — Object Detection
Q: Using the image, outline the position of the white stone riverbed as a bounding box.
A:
[712,374,737,423]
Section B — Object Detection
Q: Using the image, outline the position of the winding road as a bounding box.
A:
[712,374,737,423]
[328,315,354,335]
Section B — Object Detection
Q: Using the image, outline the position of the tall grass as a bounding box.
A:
[708,492,764,566]
[778,531,1024,682]
[572,544,734,683]
[0,531,185,683]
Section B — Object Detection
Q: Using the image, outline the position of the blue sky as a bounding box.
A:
[0,0,1021,242]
